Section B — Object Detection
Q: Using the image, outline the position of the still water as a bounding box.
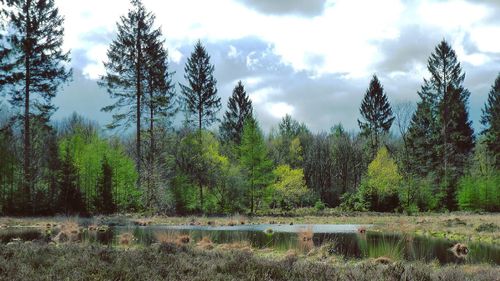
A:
[83,224,500,265]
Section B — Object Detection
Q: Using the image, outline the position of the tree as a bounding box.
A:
[457,139,499,212]
[358,75,394,157]
[481,73,500,168]
[142,25,176,209]
[95,156,116,214]
[179,40,220,211]
[270,165,308,210]
[58,145,86,215]
[269,114,308,168]
[407,84,440,177]
[359,147,402,212]
[330,125,365,197]
[0,0,71,212]
[303,133,335,206]
[180,40,221,132]
[100,0,162,183]
[240,118,273,214]
[426,40,474,210]
[220,80,253,145]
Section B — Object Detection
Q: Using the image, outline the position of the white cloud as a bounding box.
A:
[266,102,294,119]
[228,45,240,58]
[55,0,499,83]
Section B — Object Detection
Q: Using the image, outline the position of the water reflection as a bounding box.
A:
[81,224,500,265]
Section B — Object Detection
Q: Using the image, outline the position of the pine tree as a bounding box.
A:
[220,81,253,145]
[100,0,162,184]
[481,73,500,168]
[240,118,273,214]
[358,75,394,157]
[95,156,116,214]
[0,0,71,212]
[180,40,221,132]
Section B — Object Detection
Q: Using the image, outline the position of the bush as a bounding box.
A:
[314,200,326,211]
[458,171,500,212]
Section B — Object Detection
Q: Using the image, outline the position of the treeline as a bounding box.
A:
[0,0,498,215]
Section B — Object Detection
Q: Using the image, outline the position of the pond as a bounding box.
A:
[84,224,500,265]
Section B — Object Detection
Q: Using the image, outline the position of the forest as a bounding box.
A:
[0,0,499,217]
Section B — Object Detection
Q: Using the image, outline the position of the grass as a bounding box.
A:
[0,242,498,281]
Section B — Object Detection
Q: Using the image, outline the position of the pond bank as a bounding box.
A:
[0,243,498,281]
[1,212,499,245]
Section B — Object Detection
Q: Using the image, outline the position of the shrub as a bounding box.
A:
[314,200,326,211]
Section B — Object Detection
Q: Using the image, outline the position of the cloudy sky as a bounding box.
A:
[52,0,500,133]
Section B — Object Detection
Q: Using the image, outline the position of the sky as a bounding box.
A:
[51,0,500,133]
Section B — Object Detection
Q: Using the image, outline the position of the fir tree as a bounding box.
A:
[358,75,394,157]
[408,40,474,210]
[220,80,253,145]
[180,40,221,132]
[58,145,85,215]
[142,23,176,208]
[179,40,220,212]
[0,0,71,211]
[481,73,500,168]
[95,156,116,214]
[407,98,438,177]
[100,0,162,184]
[240,118,273,214]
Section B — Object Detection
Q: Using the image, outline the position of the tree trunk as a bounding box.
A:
[135,18,142,188]
[23,0,32,213]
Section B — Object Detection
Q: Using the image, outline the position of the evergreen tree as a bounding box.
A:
[179,40,220,211]
[220,81,253,145]
[430,40,474,209]
[100,0,162,183]
[408,40,474,210]
[95,156,116,214]
[240,118,273,214]
[0,0,71,212]
[180,40,221,132]
[481,73,500,168]
[358,75,394,157]
[142,24,176,209]
[407,83,440,177]
[58,145,85,215]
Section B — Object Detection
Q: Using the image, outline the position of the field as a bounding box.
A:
[0,242,498,281]
[0,212,499,280]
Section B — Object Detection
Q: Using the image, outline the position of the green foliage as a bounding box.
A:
[95,156,116,214]
[270,165,308,210]
[314,200,326,211]
[358,75,394,157]
[481,73,500,168]
[180,40,221,130]
[220,81,253,145]
[359,147,401,211]
[457,140,500,212]
[59,128,140,213]
[240,118,274,213]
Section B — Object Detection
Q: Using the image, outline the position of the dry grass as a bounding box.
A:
[219,241,253,253]
[119,232,134,246]
[53,218,81,243]
[154,231,191,245]
[133,219,153,226]
[196,237,214,250]
[298,226,314,253]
